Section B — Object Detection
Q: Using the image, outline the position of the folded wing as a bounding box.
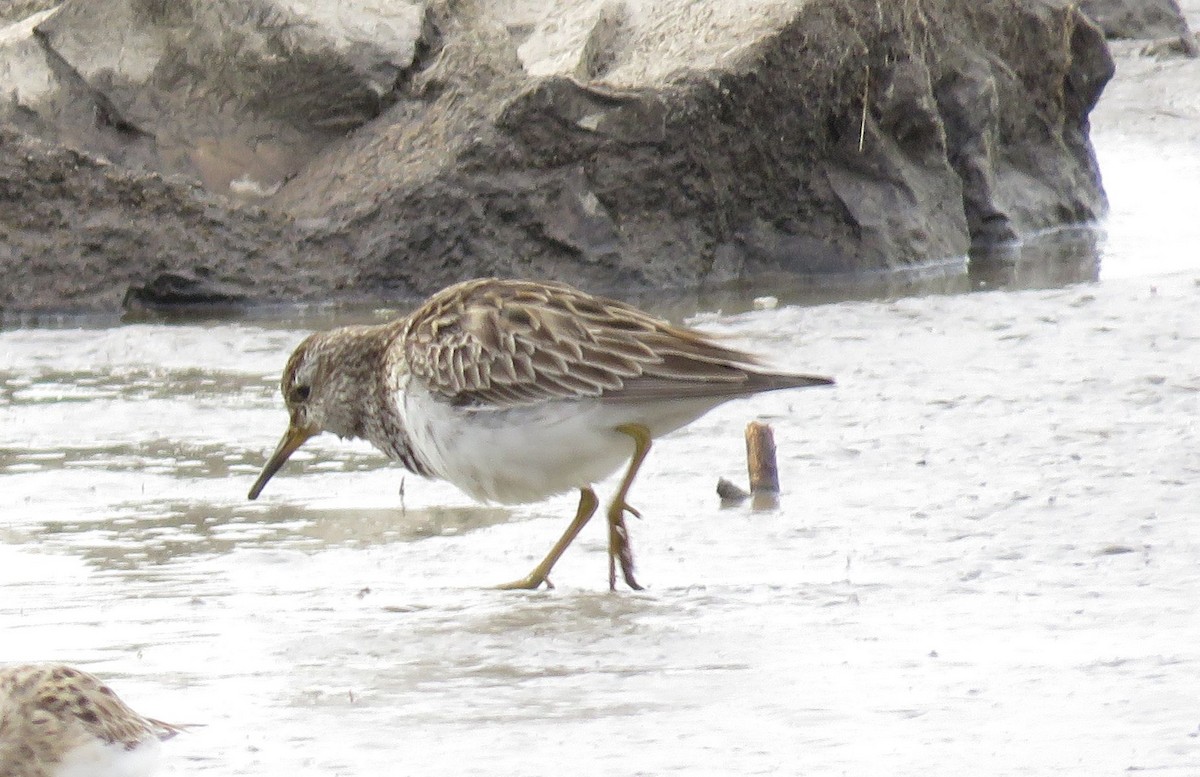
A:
[404,278,831,409]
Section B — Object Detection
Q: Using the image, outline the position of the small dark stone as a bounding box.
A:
[717,477,750,506]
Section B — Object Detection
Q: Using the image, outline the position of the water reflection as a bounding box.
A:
[968,227,1102,292]
[0,503,514,571]
[183,227,1111,326]
[662,227,1104,318]
[0,440,372,478]
[0,228,1110,335]
[0,368,271,403]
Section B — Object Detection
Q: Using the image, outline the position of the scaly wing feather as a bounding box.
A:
[404,278,831,408]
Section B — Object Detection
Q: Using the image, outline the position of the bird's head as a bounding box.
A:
[248,328,384,499]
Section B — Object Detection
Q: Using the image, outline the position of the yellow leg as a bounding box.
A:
[497,487,599,590]
[608,423,652,591]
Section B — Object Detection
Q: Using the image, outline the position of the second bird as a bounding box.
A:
[248,278,833,590]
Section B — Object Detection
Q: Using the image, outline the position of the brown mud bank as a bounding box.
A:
[0,0,1116,315]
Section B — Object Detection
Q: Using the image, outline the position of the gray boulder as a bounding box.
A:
[1079,0,1191,40]
[0,0,1113,314]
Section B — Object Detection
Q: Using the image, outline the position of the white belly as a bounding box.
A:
[55,737,162,777]
[398,385,722,504]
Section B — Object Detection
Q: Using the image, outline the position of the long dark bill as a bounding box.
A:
[247,424,316,499]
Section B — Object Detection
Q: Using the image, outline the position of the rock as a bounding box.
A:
[1141,30,1200,57]
[122,271,251,319]
[0,0,1114,314]
[943,2,1113,242]
[0,1,58,25]
[716,476,750,507]
[6,0,426,195]
[1079,0,1191,40]
[0,127,323,312]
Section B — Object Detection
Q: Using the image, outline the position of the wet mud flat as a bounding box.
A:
[1,267,1197,775]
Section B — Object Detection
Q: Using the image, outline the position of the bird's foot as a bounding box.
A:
[607,504,643,591]
[495,575,555,591]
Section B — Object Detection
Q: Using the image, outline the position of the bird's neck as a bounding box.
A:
[348,321,434,477]
[320,323,396,441]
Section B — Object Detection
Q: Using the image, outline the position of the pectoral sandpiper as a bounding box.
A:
[0,664,182,777]
[248,278,833,589]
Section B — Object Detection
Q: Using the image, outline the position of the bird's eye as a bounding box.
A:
[289,384,311,403]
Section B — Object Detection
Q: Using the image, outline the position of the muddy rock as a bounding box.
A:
[0,128,326,312]
[1079,0,1192,39]
[8,0,425,192]
[0,0,1113,314]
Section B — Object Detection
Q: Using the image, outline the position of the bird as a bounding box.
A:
[247,278,833,590]
[0,664,183,777]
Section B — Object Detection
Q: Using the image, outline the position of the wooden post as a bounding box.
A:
[745,421,780,511]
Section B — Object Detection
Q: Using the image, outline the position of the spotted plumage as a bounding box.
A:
[0,664,181,777]
[249,278,833,589]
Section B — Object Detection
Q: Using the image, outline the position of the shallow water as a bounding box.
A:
[4,127,1200,777]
